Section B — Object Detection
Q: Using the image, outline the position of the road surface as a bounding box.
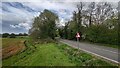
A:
[59,39,119,64]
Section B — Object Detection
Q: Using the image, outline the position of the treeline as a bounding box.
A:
[58,2,119,45]
[2,33,28,38]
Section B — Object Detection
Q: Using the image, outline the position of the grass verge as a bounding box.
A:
[2,42,118,67]
[56,42,117,66]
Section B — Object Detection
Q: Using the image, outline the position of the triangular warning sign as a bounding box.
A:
[76,33,80,38]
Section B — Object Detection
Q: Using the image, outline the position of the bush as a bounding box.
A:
[85,24,118,45]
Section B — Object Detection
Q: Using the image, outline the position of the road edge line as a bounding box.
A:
[60,41,119,64]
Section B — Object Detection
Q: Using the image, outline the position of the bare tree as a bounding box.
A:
[88,2,95,26]
[94,2,113,24]
[76,2,85,32]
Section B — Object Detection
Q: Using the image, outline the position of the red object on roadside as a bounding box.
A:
[76,32,80,38]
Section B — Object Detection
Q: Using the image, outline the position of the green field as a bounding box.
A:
[2,38,116,66]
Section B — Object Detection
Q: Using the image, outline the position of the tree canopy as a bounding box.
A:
[29,9,58,40]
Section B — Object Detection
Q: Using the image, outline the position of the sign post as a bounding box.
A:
[76,33,80,50]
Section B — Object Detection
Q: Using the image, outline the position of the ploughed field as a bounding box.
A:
[2,38,26,59]
[2,38,117,66]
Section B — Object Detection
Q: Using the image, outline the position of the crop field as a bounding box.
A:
[2,38,25,48]
[2,40,116,66]
[2,38,26,59]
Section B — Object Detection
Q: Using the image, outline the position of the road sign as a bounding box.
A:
[76,33,80,38]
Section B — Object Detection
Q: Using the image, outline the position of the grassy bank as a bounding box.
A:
[56,43,116,66]
[2,43,74,66]
[2,41,117,66]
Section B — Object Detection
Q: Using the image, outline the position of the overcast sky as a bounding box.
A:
[1,0,119,34]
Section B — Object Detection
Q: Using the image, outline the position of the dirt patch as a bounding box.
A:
[2,41,26,59]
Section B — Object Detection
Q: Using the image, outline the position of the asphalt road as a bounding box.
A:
[59,39,119,63]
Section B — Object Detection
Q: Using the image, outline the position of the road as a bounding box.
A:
[59,39,119,64]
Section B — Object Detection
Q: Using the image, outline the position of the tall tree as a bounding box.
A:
[29,9,58,40]
[76,2,84,33]
[88,2,95,26]
[94,2,113,24]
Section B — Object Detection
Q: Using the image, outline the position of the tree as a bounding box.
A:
[23,33,28,36]
[93,2,113,24]
[76,2,84,33]
[18,33,23,36]
[58,28,64,38]
[29,9,58,40]
[59,2,85,40]
[87,2,95,26]
[10,33,16,38]
[2,33,9,38]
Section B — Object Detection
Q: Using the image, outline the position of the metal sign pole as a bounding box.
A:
[77,37,79,50]
[76,32,80,50]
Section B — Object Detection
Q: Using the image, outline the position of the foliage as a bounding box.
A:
[2,33,28,38]
[17,33,28,36]
[118,12,120,46]
[85,23,118,45]
[10,33,16,38]
[29,9,58,40]
[2,33,9,38]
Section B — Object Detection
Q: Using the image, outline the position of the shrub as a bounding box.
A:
[85,24,118,45]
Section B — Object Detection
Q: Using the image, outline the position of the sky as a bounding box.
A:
[1,0,119,34]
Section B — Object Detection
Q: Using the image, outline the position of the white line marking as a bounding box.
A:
[66,40,119,54]
[93,47,118,54]
[60,41,119,64]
